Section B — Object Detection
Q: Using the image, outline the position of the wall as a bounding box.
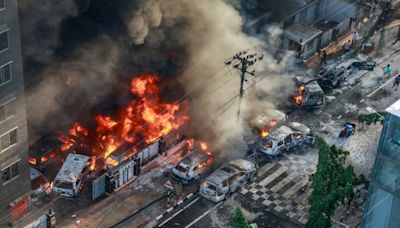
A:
[0,0,31,224]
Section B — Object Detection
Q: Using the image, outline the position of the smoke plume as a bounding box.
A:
[20,0,294,150]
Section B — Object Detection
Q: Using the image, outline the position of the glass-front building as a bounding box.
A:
[362,100,400,228]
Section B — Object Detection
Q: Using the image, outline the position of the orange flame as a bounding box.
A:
[57,74,189,171]
[294,85,305,105]
[260,130,269,138]
[29,157,36,165]
[90,156,96,171]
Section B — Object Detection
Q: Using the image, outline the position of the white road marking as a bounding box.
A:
[270,172,297,193]
[184,201,223,228]
[282,180,308,198]
[158,197,200,227]
[258,166,288,187]
[257,162,278,178]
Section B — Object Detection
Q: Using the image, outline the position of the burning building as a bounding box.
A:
[43,74,190,198]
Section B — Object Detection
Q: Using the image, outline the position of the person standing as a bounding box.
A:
[393,74,400,91]
[351,31,359,46]
[320,50,327,65]
[392,26,400,45]
[343,40,351,53]
[385,64,393,77]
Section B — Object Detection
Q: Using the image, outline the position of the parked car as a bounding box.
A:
[200,159,258,202]
[253,122,315,157]
[171,150,213,183]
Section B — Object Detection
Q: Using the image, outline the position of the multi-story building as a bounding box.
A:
[0,0,31,224]
[362,99,400,227]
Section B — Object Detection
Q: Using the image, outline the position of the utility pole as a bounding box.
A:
[225,50,263,120]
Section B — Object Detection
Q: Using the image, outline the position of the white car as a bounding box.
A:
[254,122,314,157]
[200,159,258,202]
[171,150,212,183]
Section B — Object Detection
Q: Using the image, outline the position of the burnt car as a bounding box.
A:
[295,77,325,109]
[247,109,287,132]
[171,150,213,183]
[253,122,315,157]
[317,55,375,90]
[199,159,257,202]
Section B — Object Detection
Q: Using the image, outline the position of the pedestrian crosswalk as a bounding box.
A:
[240,153,317,225]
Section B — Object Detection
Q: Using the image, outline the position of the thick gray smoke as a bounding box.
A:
[20,0,295,150]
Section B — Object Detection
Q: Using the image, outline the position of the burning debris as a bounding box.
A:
[56,74,189,171]
[294,85,305,105]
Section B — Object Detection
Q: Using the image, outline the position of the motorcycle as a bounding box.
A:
[339,123,356,138]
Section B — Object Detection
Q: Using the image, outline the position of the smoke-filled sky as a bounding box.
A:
[19,0,297,147]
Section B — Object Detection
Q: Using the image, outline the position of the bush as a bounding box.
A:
[232,207,249,228]
[306,138,357,228]
[358,112,385,126]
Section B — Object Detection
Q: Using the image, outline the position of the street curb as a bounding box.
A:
[155,191,198,222]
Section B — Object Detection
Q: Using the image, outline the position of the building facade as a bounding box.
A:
[0,0,31,224]
[281,0,369,59]
[362,100,400,227]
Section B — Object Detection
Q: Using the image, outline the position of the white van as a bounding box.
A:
[200,159,257,202]
[53,154,90,198]
[253,122,314,157]
[171,150,212,183]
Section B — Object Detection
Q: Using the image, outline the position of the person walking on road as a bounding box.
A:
[392,26,400,45]
[393,74,400,91]
[385,64,393,77]
[320,50,327,65]
[351,31,359,46]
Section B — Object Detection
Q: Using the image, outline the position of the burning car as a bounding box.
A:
[253,122,314,157]
[247,109,287,132]
[171,150,213,183]
[199,159,257,203]
[294,77,325,109]
[53,153,90,198]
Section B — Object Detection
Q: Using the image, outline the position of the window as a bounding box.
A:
[0,62,11,85]
[0,128,17,152]
[0,30,8,51]
[2,161,19,183]
[0,98,16,122]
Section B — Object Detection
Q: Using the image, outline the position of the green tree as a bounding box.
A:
[232,207,249,228]
[306,138,358,228]
[358,112,385,126]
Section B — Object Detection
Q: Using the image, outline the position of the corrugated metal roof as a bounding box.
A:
[283,22,322,45]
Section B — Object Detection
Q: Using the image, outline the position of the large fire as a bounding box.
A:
[294,85,305,105]
[59,74,189,169]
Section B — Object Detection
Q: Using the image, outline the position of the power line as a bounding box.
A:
[3,1,373,224]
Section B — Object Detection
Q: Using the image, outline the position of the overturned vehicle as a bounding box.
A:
[252,122,315,157]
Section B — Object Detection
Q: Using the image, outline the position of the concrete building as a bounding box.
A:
[281,0,370,59]
[362,100,400,227]
[0,0,31,224]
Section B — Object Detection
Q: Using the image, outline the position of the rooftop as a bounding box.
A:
[54,153,89,183]
[386,99,400,118]
[283,22,322,45]
[180,150,208,167]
